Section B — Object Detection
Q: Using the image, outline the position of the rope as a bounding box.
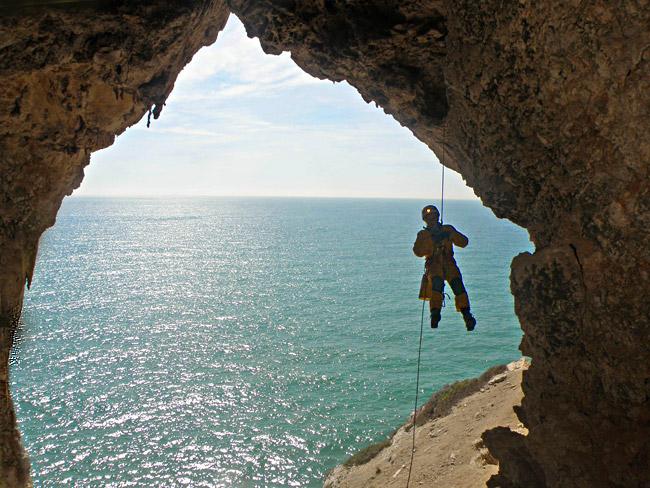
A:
[406,124,447,487]
[405,300,426,488]
[440,165,445,224]
[440,125,446,224]
[439,125,447,306]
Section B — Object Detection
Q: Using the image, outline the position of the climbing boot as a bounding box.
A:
[430,309,441,329]
[462,308,476,331]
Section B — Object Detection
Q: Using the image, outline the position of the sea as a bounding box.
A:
[10,197,532,487]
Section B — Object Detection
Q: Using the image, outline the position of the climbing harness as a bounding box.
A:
[406,128,448,488]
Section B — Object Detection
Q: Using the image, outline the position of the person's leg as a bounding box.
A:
[446,261,476,331]
[429,275,444,328]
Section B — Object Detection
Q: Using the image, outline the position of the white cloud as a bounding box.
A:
[174,16,319,101]
[79,14,477,200]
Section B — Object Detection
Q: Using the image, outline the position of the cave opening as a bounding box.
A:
[6,14,535,487]
[3,1,649,486]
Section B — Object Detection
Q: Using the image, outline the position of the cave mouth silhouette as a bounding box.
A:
[7,14,528,484]
[2,3,648,487]
[79,15,472,202]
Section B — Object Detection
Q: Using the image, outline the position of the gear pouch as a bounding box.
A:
[419,273,432,300]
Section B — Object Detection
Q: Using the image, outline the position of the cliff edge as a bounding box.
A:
[325,360,528,488]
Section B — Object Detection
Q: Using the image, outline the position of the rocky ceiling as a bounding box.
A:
[1,1,648,487]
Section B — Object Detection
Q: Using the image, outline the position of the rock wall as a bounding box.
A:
[0,1,648,487]
[226,1,650,486]
[0,2,228,485]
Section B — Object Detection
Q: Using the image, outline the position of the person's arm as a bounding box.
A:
[446,225,469,248]
[413,230,433,257]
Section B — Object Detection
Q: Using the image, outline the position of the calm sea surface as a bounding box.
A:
[11,197,532,487]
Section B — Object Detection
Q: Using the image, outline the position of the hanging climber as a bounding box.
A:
[413,205,476,331]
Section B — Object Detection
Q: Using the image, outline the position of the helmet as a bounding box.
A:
[421,205,439,220]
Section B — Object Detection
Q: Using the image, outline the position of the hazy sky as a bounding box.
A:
[78,16,477,200]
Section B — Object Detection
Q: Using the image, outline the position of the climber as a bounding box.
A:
[413,205,476,331]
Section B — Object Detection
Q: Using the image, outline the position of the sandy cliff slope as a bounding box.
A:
[325,360,528,488]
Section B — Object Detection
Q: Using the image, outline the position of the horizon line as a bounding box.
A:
[69,193,479,201]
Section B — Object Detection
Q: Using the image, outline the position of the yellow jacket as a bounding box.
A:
[412,224,468,258]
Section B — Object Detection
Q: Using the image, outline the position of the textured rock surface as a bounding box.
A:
[0,2,228,485]
[0,0,649,487]
[227,2,650,486]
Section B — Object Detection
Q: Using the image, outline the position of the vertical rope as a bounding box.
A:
[440,125,446,224]
[405,300,426,488]
[406,125,446,487]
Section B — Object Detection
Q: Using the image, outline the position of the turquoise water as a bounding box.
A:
[11,197,532,487]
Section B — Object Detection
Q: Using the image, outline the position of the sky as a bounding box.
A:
[78,16,477,200]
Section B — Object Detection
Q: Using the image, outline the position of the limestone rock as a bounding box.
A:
[488,373,507,386]
[0,1,649,487]
[0,2,229,485]
[226,2,650,486]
